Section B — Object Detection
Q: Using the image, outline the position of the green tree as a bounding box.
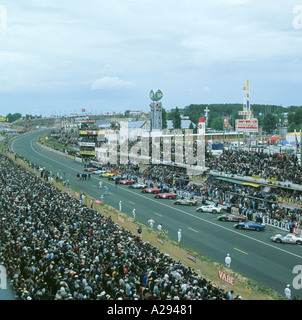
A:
[173,107,181,129]
[6,113,22,122]
[287,107,302,132]
[210,117,223,131]
[263,113,277,134]
[162,107,167,129]
[124,110,131,118]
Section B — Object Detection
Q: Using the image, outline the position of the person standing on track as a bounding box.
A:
[284,284,291,300]
[157,223,162,233]
[225,254,231,268]
[177,229,182,242]
[148,218,155,228]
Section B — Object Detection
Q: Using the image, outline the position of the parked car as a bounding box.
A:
[217,214,247,222]
[118,179,135,185]
[271,233,302,245]
[108,175,122,181]
[173,199,197,206]
[141,187,161,194]
[92,170,107,175]
[99,172,115,178]
[129,183,147,189]
[84,167,98,172]
[196,205,223,213]
[154,193,177,199]
[234,221,265,231]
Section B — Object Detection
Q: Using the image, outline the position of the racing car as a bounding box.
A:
[84,167,99,172]
[141,187,161,194]
[270,233,302,245]
[118,179,135,185]
[99,172,115,178]
[154,193,177,199]
[196,205,223,214]
[173,199,197,206]
[108,175,122,181]
[234,221,265,231]
[129,183,147,189]
[217,213,247,222]
[92,170,107,175]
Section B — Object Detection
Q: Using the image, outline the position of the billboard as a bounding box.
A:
[236,119,258,132]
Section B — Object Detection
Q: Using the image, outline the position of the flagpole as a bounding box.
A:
[300,129,302,165]
[295,129,297,155]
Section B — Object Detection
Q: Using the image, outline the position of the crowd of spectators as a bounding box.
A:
[207,149,302,185]
[0,153,240,300]
[92,160,302,226]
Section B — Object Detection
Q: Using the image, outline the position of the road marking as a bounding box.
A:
[129,201,135,205]
[14,133,302,261]
[234,248,248,255]
[188,227,199,233]
[154,212,162,217]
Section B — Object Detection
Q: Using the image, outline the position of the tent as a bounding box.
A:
[290,141,300,147]
[276,141,288,146]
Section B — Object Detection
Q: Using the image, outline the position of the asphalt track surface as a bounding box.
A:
[9,129,302,298]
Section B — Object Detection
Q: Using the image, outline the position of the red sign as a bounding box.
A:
[224,117,228,128]
[218,270,235,286]
[238,111,252,115]
[236,119,258,132]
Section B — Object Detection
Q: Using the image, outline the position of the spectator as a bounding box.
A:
[0,153,242,300]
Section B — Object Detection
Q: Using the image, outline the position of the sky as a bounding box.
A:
[0,0,302,116]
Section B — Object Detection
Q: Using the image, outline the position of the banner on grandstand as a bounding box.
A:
[79,151,95,156]
[189,175,206,184]
[277,197,302,210]
[78,142,95,147]
[79,130,99,135]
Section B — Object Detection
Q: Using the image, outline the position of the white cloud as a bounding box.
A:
[0,0,301,114]
[91,77,135,90]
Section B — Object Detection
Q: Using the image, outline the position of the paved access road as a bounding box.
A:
[9,129,302,297]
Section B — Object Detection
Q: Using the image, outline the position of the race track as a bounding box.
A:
[9,129,302,297]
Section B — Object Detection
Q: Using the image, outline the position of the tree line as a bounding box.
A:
[164,104,302,134]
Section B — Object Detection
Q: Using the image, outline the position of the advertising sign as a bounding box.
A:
[223,117,228,128]
[236,119,258,132]
[218,270,235,286]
